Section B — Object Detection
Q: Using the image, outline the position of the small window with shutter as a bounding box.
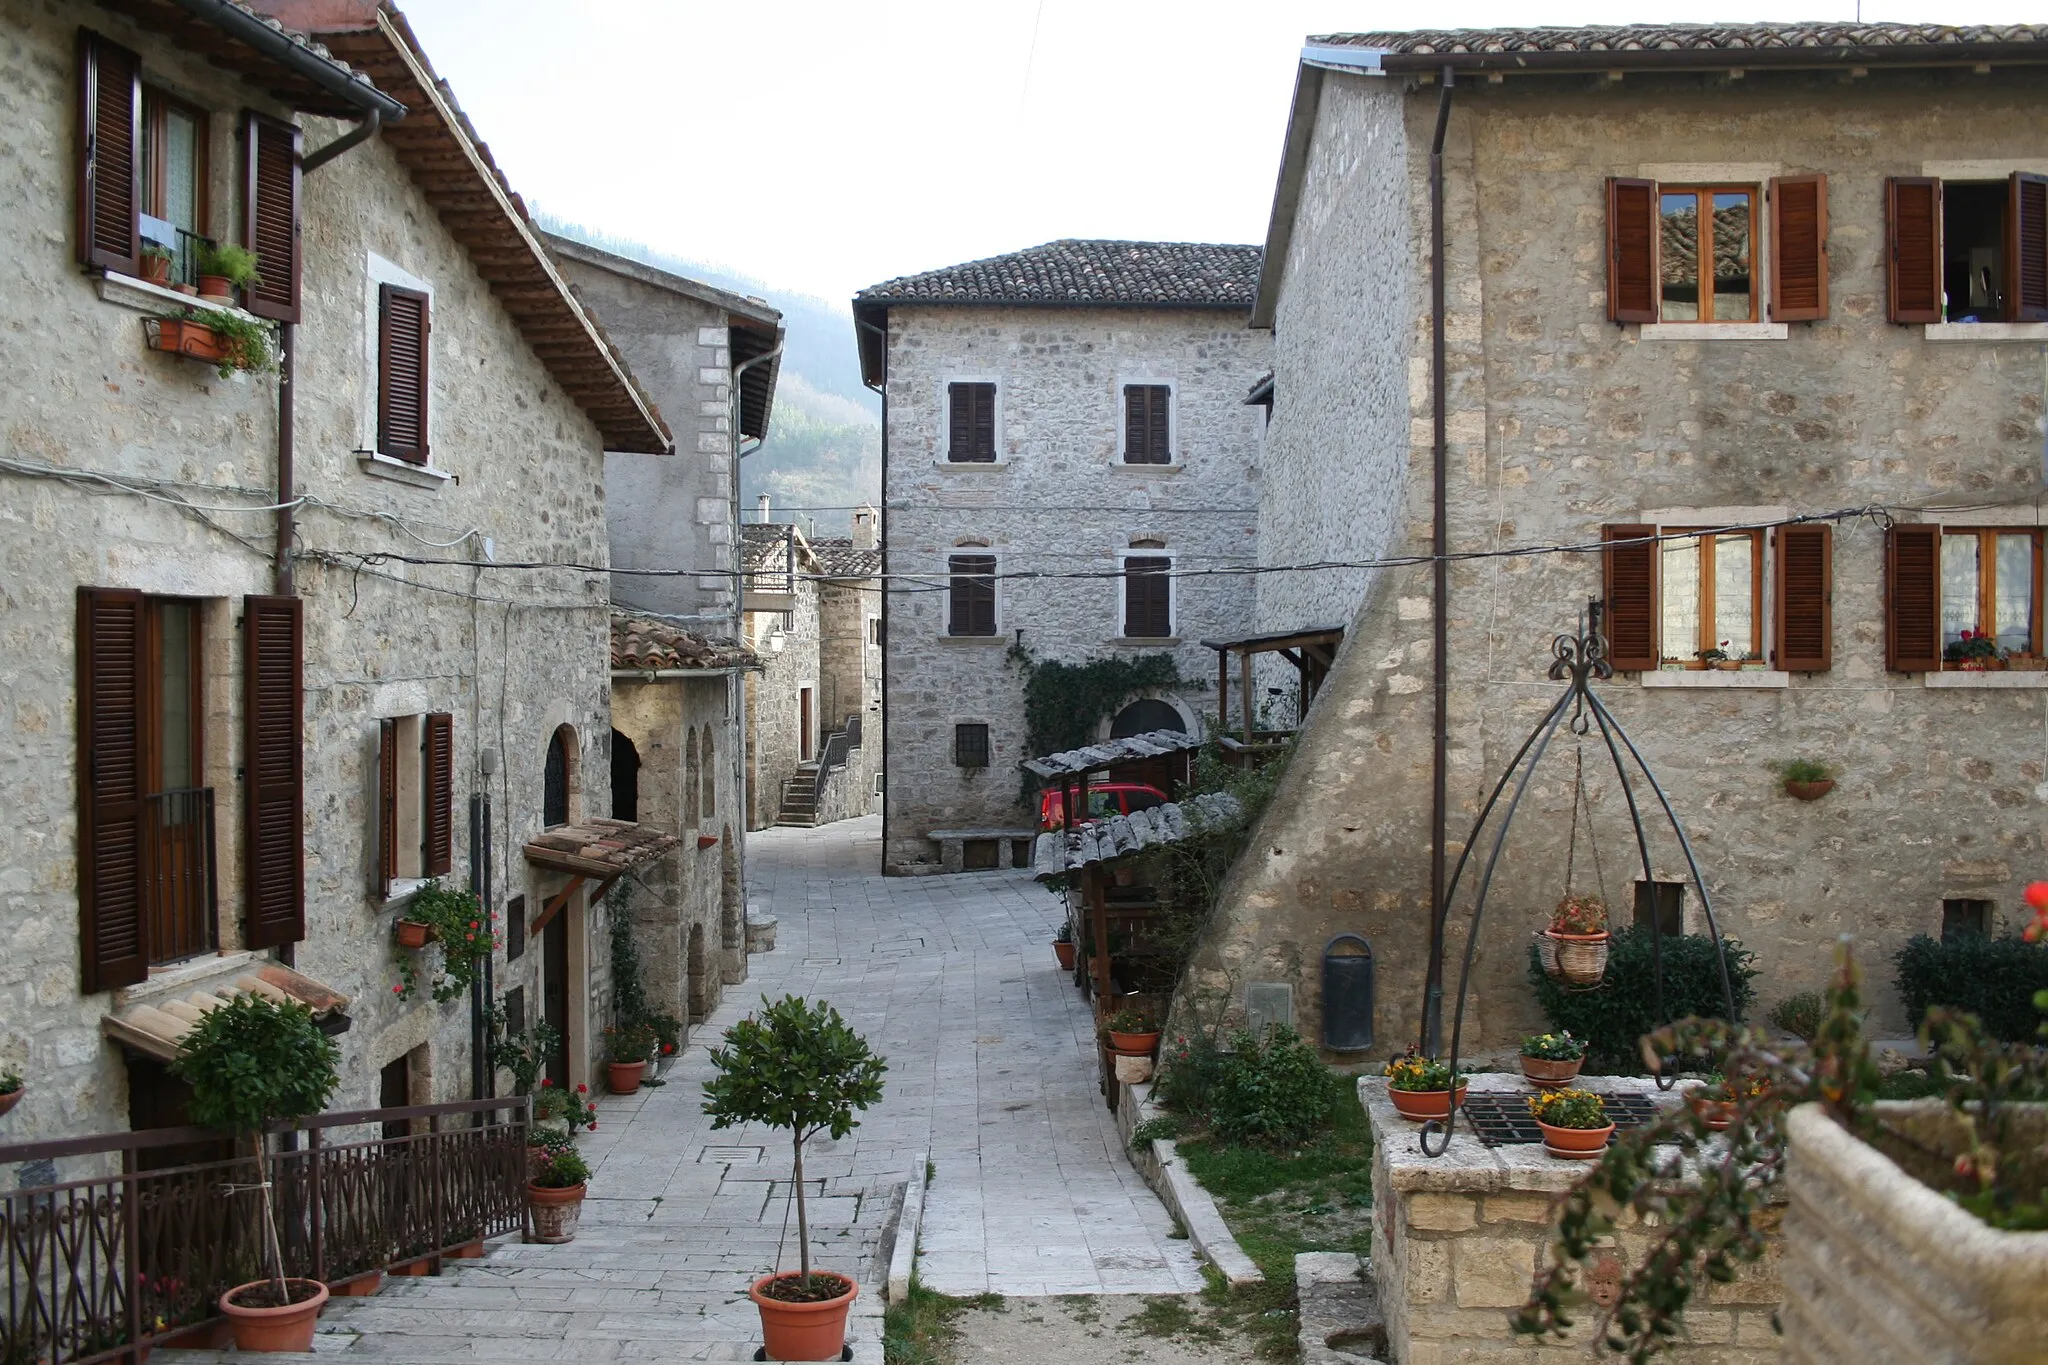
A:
[1888,174,2048,324]
[1123,384,1172,464]
[1606,175,1830,326]
[375,711,456,900]
[946,382,997,463]
[1603,522,1832,674]
[1123,555,1172,638]
[377,283,431,463]
[948,554,997,636]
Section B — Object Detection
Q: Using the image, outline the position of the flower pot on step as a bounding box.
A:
[447,1238,484,1259]
[1107,1030,1159,1055]
[1520,1056,1583,1088]
[607,1059,647,1094]
[219,1277,329,1353]
[1537,1120,1614,1160]
[527,1181,586,1244]
[749,1271,857,1362]
[331,1269,383,1296]
[1388,1085,1467,1123]
[390,1257,432,1276]
[1053,940,1077,971]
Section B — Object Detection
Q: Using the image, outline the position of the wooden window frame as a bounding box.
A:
[1660,527,1766,663]
[1938,527,2044,665]
[1658,185,1759,325]
[377,283,432,464]
[140,84,208,236]
[947,554,997,637]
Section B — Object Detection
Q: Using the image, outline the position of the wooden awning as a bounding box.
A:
[1200,626,1345,745]
[103,962,350,1063]
[523,818,682,934]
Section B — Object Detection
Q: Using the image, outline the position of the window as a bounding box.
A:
[1940,529,2042,662]
[1888,174,2048,323]
[700,727,716,818]
[684,727,700,826]
[948,554,997,636]
[378,284,431,463]
[1634,881,1685,937]
[954,723,990,769]
[1602,523,1832,672]
[1123,555,1172,638]
[1942,899,1993,941]
[140,86,206,278]
[543,726,573,827]
[1123,384,1172,463]
[611,729,639,822]
[868,617,882,647]
[947,382,997,462]
[377,712,454,897]
[1607,174,1827,324]
[505,895,527,962]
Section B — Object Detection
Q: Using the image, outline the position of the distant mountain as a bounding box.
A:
[537,212,880,537]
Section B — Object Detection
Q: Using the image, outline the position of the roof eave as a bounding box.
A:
[1373,40,2048,75]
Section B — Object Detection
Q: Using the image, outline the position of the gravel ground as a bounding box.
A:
[952,1294,1263,1364]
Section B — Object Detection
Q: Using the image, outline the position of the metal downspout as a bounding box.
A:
[1423,67,1456,1056]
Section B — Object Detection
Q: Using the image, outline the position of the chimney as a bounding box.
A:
[851,504,877,551]
[756,494,771,523]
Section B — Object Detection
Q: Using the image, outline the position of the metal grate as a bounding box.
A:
[1461,1090,1666,1147]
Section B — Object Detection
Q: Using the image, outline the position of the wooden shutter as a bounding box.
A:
[1769,174,1829,323]
[1885,525,1943,672]
[377,717,398,892]
[243,595,304,948]
[378,284,431,463]
[1124,557,1171,637]
[1602,525,1659,671]
[241,112,302,322]
[423,712,454,877]
[1773,524,1833,671]
[1886,177,1943,324]
[948,383,995,462]
[1124,386,1170,463]
[77,30,141,275]
[949,555,995,635]
[2009,172,2048,323]
[1606,178,1658,324]
[78,588,149,992]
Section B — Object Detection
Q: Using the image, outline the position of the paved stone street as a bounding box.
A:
[174,814,1200,1363]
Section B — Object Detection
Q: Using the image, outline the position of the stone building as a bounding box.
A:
[1185,24,2048,1056]
[740,508,882,829]
[0,0,672,1149]
[544,233,785,1036]
[852,241,1272,874]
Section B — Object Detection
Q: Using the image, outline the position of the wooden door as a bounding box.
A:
[542,908,570,1088]
[799,688,814,761]
[379,1054,411,1141]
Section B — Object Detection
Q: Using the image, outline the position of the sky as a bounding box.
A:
[399,1,2043,307]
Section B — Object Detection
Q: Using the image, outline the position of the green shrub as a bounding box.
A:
[1207,1027,1342,1147]
[1529,927,1757,1072]
[1767,990,1827,1042]
[1152,1030,1226,1116]
[1895,933,2048,1043]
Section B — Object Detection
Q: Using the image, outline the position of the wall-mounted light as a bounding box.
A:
[766,628,788,655]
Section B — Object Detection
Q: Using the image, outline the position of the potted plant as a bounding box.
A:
[1685,1073,1739,1131]
[703,996,887,1363]
[487,1006,559,1098]
[1781,758,1835,801]
[1053,927,1077,971]
[1382,1051,1467,1122]
[0,1066,21,1118]
[1526,1087,1614,1159]
[144,309,278,379]
[1691,646,1726,671]
[1104,1005,1160,1055]
[1518,1031,1586,1087]
[393,880,498,1004]
[1540,894,1609,986]
[141,242,175,286]
[603,1019,658,1094]
[526,1135,590,1244]
[532,1078,598,1135]
[1946,629,2006,671]
[194,241,262,300]
[170,994,340,1352]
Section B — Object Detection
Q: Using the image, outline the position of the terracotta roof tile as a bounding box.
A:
[1317,23,2048,61]
[856,239,1261,310]
[611,613,756,672]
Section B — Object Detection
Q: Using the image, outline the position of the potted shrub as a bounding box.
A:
[1518,1030,1586,1087]
[603,1019,657,1094]
[1540,894,1609,986]
[1382,1051,1467,1122]
[0,1066,21,1118]
[1685,1073,1739,1131]
[1946,629,2006,671]
[526,1136,590,1244]
[141,242,175,286]
[170,994,340,1352]
[144,308,278,379]
[704,996,887,1363]
[1781,758,1835,801]
[1104,1005,1160,1055]
[393,880,497,1004]
[1053,927,1077,971]
[194,242,262,300]
[1527,1087,1613,1159]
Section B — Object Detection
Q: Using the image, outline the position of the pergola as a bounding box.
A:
[1201,626,1344,753]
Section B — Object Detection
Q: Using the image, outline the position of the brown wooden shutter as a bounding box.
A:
[971,384,995,460]
[77,30,141,275]
[1885,525,1943,672]
[1769,175,1829,323]
[1773,524,1833,672]
[423,712,454,877]
[241,111,302,322]
[949,554,996,635]
[2009,172,2048,323]
[78,587,149,992]
[378,284,431,463]
[948,384,972,460]
[1886,177,1943,324]
[243,595,304,948]
[377,717,398,892]
[1606,178,1658,324]
[1602,525,1659,671]
[1124,557,1171,637]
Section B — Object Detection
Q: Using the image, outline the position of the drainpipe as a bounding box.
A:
[1422,67,1456,1057]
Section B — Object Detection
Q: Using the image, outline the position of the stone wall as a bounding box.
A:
[1188,65,2048,1051]
[743,566,821,829]
[880,305,1272,872]
[0,0,616,1147]
[818,574,882,820]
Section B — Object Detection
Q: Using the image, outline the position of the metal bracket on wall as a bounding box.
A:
[529,873,619,936]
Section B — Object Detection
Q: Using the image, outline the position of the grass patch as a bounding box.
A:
[883,1278,996,1365]
[1875,1070,1947,1101]
[1123,1295,1223,1344]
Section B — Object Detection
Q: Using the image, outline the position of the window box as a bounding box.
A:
[143,315,226,365]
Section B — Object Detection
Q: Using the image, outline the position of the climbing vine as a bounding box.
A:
[1006,645,1183,769]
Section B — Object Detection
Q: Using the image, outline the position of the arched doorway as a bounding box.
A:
[1110,698,1187,738]
[544,725,576,828]
[610,729,640,822]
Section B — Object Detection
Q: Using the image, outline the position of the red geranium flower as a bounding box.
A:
[576,1083,587,1093]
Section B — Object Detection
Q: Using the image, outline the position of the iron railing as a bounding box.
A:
[171,228,212,291]
[142,789,216,966]
[0,1097,528,1365]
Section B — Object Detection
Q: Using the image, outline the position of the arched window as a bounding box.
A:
[1110,698,1186,738]
[700,727,716,818]
[544,725,575,828]
[610,729,640,822]
[684,727,700,826]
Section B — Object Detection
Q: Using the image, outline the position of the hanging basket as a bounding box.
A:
[1542,930,1609,986]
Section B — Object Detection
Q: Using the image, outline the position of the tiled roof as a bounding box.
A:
[741,522,802,576]
[611,613,756,672]
[1020,729,1204,781]
[114,0,403,119]
[524,819,682,879]
[103,963,350,1063]
[1032,792,1242,878]
[1314,24,2048,65]
[855,240,1262,310]
[808,538,882,579]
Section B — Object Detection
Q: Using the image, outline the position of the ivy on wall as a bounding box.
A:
[1006,645,1183,770]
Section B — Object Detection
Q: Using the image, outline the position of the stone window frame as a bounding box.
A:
[1918,158,2048,344]
[1633,504,1793,690]
[358,252,450,489]
[937,374,1005,467]
[1633,162,1790,342]
[1115,375,1180,467]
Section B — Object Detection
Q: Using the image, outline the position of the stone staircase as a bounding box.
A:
[775,762,820,826]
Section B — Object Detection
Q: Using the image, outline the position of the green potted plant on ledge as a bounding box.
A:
[0,1065,21,1118]
[603,1019,658,1094]
[1383,1051,1467,1123]
[194,241,262,300]
[171,994,340,1352]
[141,241,174,286]
[394,880,497,1004]
[704,996,887,1363]
[1518,1030,1586,1087]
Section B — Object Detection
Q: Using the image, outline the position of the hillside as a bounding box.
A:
[538,213,881,537]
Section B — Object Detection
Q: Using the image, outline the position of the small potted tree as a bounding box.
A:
[1383,1051,1467,1123]
[1527,1087,1614,1159]
[1541,894,1609,986]
[1053,924,1077,971]
[704,996,887,1363]
[1518,1030,1586,1088]
[603,1019,657,1094]
[171,994,340,1352]
[0,1066,21,1118]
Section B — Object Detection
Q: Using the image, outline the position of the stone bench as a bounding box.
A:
[926,828,1037,874]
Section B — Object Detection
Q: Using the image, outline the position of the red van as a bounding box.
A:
[1038,782,1169,831]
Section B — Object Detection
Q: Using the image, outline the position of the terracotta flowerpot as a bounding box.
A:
[697,834,720,849]
[1537,1119,1615,1160]
[1107,1030,1159,1054]
[1715,659,1743,671]
[527,1182,586,1244]
[142,255,173,286]
[1688,1095,1738,1131]
[1683,659,1708,671]
[1520,1056,1583,1088]
[1785,779,1834,802]
[197,273,233,300]
[0,1087,21,1118]
[1543,930,1609,986]
[607,1059,647,1094]
[749,1271,857,1362]
[144,317,225,364]
[395,919,432,949]
[1053,940,1077,970]
[219,1277,329,1353]
[1387,1084,1467,1123]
